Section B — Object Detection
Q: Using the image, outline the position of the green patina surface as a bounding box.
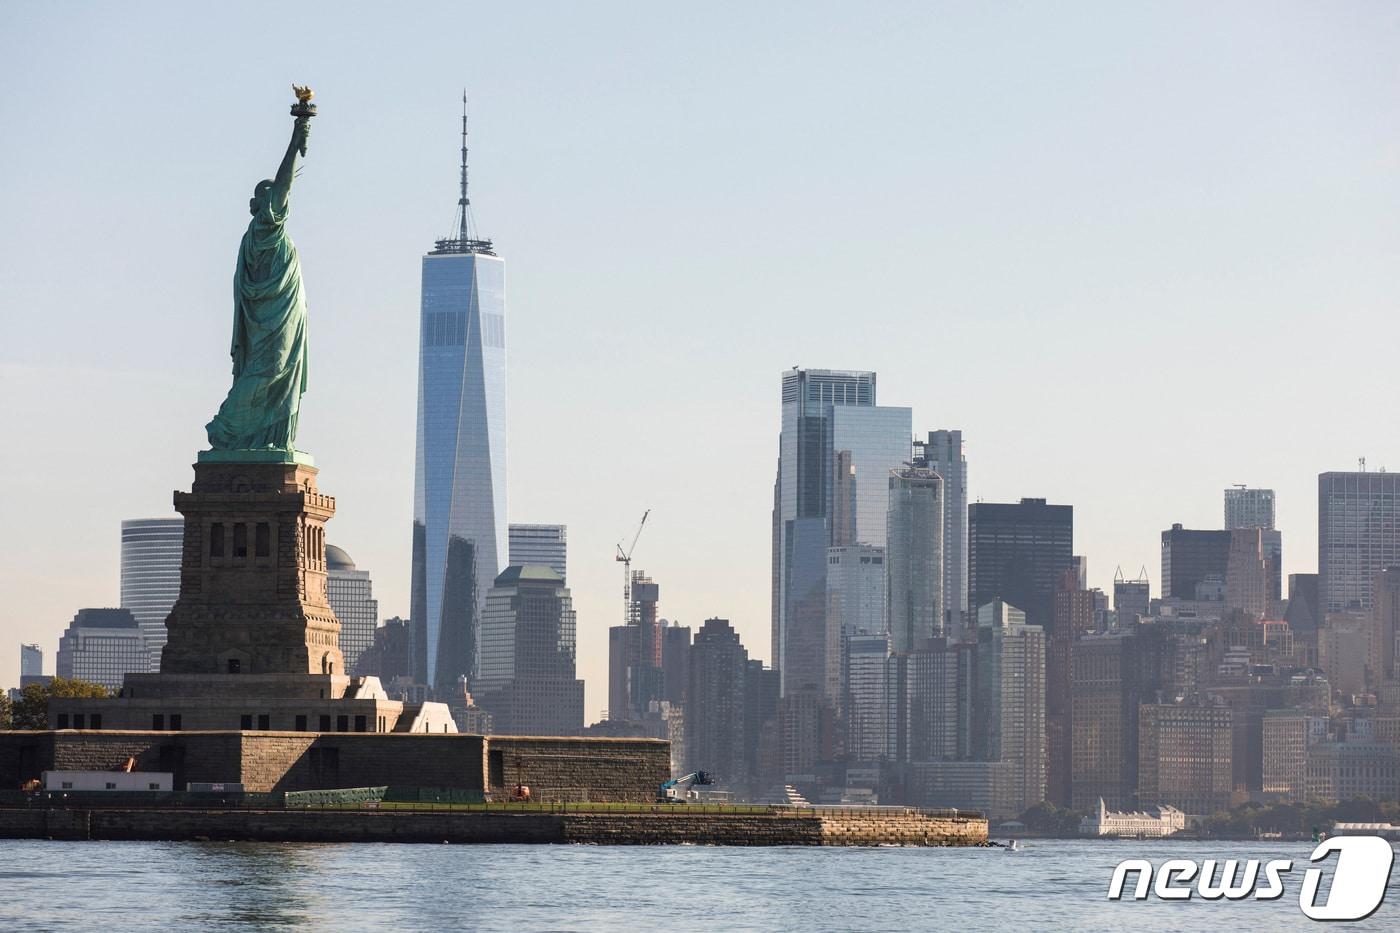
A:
[205,106,315,456]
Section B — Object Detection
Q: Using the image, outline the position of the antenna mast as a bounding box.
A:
[432,92,495,255]
[458,91,470,242]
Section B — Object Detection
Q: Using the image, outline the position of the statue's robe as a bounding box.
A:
[206,187,308,450]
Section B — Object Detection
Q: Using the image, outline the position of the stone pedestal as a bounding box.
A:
[159,460,344,677]
[48,457,458,735]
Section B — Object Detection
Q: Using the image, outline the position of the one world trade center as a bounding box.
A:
[411,98,506,696]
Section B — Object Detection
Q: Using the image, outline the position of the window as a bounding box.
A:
[91,715,102,730]
[233,523,248,558]
[105,782,116,790]
[295,715,307,732]
[240,714,253,730]
[336,715,348,733]
[61,782,73,790]
[354,715,366,733]
[153,714,165,731]
[227,658,241,674]
[257,714,270,731]
[56,714,69,729]
[488,750,504,787]
[170,715,182,731]
[210,523,225,558]
[255,522,270,558]
[319,714,331,732]
[148,783,160,791]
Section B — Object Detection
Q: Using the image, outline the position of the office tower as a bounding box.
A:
[1319,471,1400,614]
[120,517,184,660]
[744,660,782,791]
[56,608,151,692]
[969,498,1074,633]
[1113,568,1150,625]
[1377,567,1400,681]
[1224,528,1267,618]
[826,543,885,708]
[826,544,887,639]
[894,637,975,763]
[1307,741,1400,802]
[411,102,507,696]
[844,632,892,761]
[1285,574,1322,636]
[1224,488,1282,609]
[608,571,664,721]
[325,545,379,674]
[780,689,835,776]
[913,430,968,637]
[1224,487,1275,531]
[974,599,1046,814]
[1049,571,1094,806]
[686,618,751,790]
[19,643,44,686]
[661,622,691,706]
[1319,609,1379,696]
[353,616,415,681]
[1070,555,1089,592]
[886,467,944,652]
[1160,525,1231,600]
[1138,698,1233,814]
[474,565,582,735]
[1072,631,1146,811]
[1261,710,1328,801]
[772,368,911,698]
[508,524,567,581]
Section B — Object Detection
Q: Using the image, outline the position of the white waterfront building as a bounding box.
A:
[1079,797,1186,838]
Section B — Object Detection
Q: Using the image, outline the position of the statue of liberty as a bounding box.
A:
[205,88,317,457]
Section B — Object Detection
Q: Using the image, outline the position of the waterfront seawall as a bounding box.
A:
[0,807,987,847]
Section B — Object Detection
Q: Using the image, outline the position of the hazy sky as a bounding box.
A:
[2,2,1398,718]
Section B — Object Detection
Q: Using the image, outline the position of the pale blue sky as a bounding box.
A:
[2,2,1398,718]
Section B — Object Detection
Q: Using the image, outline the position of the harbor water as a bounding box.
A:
[2,837,1396,930]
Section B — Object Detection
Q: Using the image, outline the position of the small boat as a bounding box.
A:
[1007,839,1020,852]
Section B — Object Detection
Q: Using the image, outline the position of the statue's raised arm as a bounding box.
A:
[269,117,311,210]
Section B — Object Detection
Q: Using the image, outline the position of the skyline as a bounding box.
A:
[4,3,1400,720]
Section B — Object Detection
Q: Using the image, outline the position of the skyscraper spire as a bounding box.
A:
[433,92,494,255]
[458,90,470,243]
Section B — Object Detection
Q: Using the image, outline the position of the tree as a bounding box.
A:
[10,678,110,729]
[1018,802,1083,835]
[0,691,11,729]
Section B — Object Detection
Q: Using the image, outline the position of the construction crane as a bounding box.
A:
[658,771,713,803]
[616,509,650,627]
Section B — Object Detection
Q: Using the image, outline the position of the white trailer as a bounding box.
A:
[43,771,174,791]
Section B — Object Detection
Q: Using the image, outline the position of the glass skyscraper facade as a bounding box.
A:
[969,498,1073,632]
[508,523,567,582]
[1224,486,1275,530]
[56,608,152,692]
[1319,471,1400,613]
[772,368,911,698]
[886,467,944,652]
[914,430,968,638]
[20,643,43,681]
[325,545,379,674]
[412,245,506,695]
[120,518,184,663]
[475,565,583,735]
